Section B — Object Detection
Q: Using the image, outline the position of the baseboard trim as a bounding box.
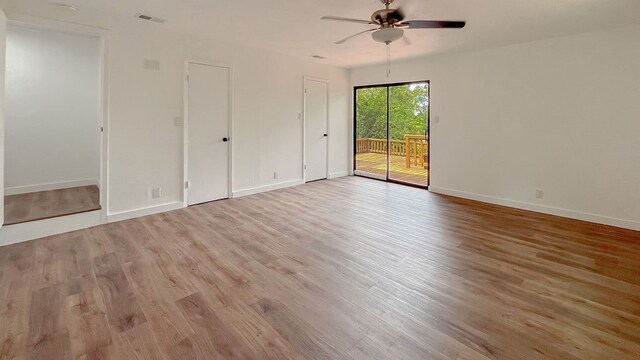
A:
[0,210,103,247]
[233,179,304,198]
[5,178,99,195]
[107,202,185,223]
[429,186,640,231]
[328,171,349,179]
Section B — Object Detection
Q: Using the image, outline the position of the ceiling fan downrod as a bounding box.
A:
[381,0,395,8]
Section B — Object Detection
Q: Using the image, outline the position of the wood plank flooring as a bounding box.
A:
[4,185,101,225]
[1,176,639,359]
[4,185,101,226]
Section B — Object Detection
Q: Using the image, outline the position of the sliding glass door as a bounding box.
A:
[354,81,430,188]
[355,86,388,180]
[389,83,429,186]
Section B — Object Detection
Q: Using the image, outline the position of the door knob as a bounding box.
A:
[323,134,328,137]
[223,137,229,142]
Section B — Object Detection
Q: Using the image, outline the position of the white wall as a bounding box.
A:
[351,25,640,230]
[5,24,101,193]
[106,20,350,214]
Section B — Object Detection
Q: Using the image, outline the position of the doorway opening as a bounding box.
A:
[4,23,105,225]
[354,81,430,188]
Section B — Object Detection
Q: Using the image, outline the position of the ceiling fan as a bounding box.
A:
[322,0,466,45]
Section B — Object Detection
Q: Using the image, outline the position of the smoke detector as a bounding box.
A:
[136,14,167,24]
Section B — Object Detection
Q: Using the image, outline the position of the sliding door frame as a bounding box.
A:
[353,80,431,189]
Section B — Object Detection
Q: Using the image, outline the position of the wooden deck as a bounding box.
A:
[356,152,428,185]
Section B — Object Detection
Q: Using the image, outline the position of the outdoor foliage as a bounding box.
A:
[356,83,429,141]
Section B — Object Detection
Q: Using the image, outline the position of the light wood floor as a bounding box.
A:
[4,185,101,225]
[0,177,639,359]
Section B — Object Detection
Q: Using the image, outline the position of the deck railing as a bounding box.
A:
[356,135,428,168]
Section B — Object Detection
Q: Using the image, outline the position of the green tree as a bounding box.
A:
[356,83,429,141]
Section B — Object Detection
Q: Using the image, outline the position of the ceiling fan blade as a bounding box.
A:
[321,16,375,25]
[334,29,376,45]
[403,20,466,29]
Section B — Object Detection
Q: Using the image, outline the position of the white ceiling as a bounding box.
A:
[3,0,640,68]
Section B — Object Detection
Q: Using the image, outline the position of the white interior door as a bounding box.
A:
[187,62,230,205]
[304,79,328,182]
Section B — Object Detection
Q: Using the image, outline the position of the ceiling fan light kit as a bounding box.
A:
[372,27,404,44]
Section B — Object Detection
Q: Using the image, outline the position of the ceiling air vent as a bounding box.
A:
[136,14,166,24]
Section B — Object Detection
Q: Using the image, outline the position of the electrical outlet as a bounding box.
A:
[173,116,183,126]
[274,171,279,180]
[151,187,162,199]
[434,115,440,124]
[535,189,544,199]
